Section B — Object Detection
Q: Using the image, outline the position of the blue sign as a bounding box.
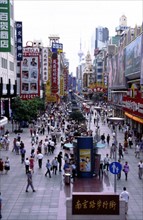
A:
[109,162,122,174]
[15,21,23,61]
[52,42,63,53]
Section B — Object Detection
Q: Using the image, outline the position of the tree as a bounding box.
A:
[69,110,86,123]
[11,97,45,124]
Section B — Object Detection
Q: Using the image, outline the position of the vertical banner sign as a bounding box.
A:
[60,76,64,96]
[0,0,11,52]
[42,47,48,82]
[51,53,58,94]
[15,21,23,61]
[64,67,68,92]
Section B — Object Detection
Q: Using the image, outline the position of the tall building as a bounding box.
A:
[0,0,16,118]
[95,26,109,50]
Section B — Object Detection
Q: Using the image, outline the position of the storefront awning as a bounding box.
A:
[125,112,143,124]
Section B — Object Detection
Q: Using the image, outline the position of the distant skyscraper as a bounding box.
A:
[95,26,109,50]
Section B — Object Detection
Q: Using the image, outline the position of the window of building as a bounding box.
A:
[1,58,7,69]
[9,61,14,71]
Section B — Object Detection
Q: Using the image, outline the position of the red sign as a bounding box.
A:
[51,53,58,94]
[123,95,143,118]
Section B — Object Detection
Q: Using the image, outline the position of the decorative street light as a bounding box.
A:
[107,117,125,193]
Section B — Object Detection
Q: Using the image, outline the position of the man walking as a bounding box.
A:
[45,159,52,178]
[25,170,36,192]
[120,187,129,214]
[37,152,43,169]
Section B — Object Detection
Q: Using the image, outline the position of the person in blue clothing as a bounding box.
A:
[0,192,2,219]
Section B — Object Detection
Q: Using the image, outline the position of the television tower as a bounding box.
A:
[78,38,84,63]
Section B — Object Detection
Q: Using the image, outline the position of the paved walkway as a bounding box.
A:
[0,114,143,220]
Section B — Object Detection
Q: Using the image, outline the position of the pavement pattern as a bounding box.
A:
[0,113,143,220]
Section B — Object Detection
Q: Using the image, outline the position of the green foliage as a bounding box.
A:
[11,97,45,122]
[69,110,86,122]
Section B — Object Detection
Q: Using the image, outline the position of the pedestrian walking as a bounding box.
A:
[0,192,2,219]
[135,143,140,158]
[45,159,52,178]
[25,158,30,174]
[138,160,143,179]
[106,134,110,146]
[29,156,35,173]
[20,147,26,164]
[25,170,36,192]
[52,157,58,175]
[104,154,110,171]
[120,187,129,214]
[123,161,129,181]
[37,152,43,169]
[0,159,4,174]
[4,157,10,174]
[118,143,124,160]
[57,151,63,172]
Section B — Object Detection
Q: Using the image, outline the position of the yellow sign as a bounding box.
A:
[46,95,57,102]
[60,76,64,96]
[45,80,51,96]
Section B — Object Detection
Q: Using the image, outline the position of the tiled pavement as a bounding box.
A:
[0,114,143,220]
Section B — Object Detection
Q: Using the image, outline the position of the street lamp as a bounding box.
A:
[94,106,102,142]
[107,117,124,193]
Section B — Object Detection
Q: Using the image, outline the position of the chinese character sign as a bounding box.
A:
[51,53,58,94]
[0,0,11,52]
[42,47,48,82]
[72,194,119,215]
[16,21,23,61]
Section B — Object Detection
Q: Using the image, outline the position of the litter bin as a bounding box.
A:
[64,173,71,185]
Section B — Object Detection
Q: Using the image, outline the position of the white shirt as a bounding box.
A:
[138,162,143,169]
[120,191,129,203]
[37,153,43,160]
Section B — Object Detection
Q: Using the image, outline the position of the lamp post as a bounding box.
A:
[94,106,102,142]
[107,117,124,193]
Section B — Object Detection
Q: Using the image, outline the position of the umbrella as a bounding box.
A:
[96,142,107,148]
[64,143,73,149]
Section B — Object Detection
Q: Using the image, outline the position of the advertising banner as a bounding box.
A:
[125,35,141,76]
[42,47,48,82]
[51,53,58,94]
[0,0,11,52]
[60,76,64,96]
[15,21,23,61]
[64,67,68,92]
[140,34,143,84]
[79,149,91,172]
[20,48,40,99]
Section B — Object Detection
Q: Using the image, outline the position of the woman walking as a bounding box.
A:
[123,161,129,181]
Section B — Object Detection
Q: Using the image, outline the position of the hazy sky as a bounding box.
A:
[14,0,143,74]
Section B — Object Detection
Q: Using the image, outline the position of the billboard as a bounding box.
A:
[125,35,142,76]
[0,0,11,52]
[20,48,40,99]
[15,21,23,61]
[108,46,126,89]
